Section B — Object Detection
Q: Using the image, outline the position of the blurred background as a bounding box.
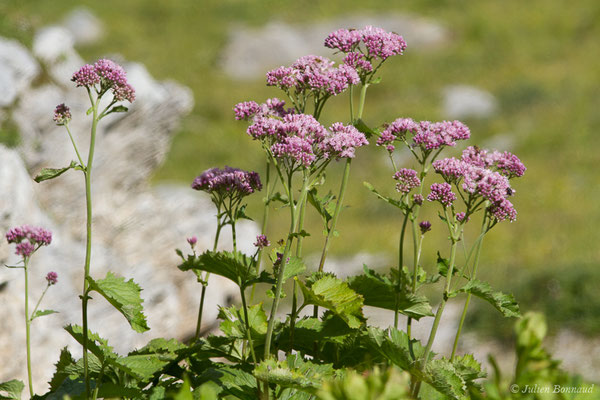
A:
[1,0,599,383]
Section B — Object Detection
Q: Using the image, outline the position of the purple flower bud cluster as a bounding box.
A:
[234,98,292,121]
[456,212,469,223]
[266,55,359,97]
[187,236,197,248]
[461,146,526,179]
[413,194,424,206]
[320,123,369,159]
[6,225,52,257]
[393,168,421,194]
[53,103,71,125]
[419,221,432,234]
[46,271,58,285]
[254,234,270,249]
[325,26,407,61]
[192,167,262,198]
[71,59,136,102]
[427,183,457,207]
[376,118,470,153]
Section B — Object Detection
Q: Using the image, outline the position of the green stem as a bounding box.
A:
[64,124,85,167]
[289,180,308,350]
[239,283,257,365]
[29,284,50,321]
[356,83,369,119]
[450,218,487,360]
[264,173,309,359]
[394,212,410,329]
[413,212,461,398]
[251,160,272,302]
[82,93,99,399]
[24,257,34,398]
[195,222,222,340]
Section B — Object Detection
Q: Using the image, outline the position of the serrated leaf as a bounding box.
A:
[0,380,24,400]
[114,354,167,381]
[452,354,486,383]
[425,359,468,400]
[96,382,142,398]
[87,272,149,332]
[364,327,426,373]
[297,275,364,329]
[203,365,258,400]
[348,267,433,320]
[459,279,521,318]
[363,182,404,209]
[64,325,118,365]
[48,347,76,391]
[34,161,78,183]
[282,257,306,282]
[178,250,275,289]
[219,303,268,340]
[353,118,376,138]
[254,355,333,393]
[32,309,59,320]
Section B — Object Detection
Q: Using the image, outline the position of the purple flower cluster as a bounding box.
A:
[376,118,470,153]
[393,168,421,194]
[419,220,432,234]
[6,225,52,257]
[192,167,262,198]
[53,103,71,125]
[432,147,525,221]
[325,26,407,61]
[46,271,58,285]
[234,98,291,121]
[71,59,136,102]
[427,183,457,207]
[254,234,270,249]
[266,55,359,97]
[320,123,369,159]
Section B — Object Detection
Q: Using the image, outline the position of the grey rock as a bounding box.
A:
[221,14,447,80]
[62,8,104,45]
[443,84,498,119]
[32,26,84,87]
[0,37,40,107]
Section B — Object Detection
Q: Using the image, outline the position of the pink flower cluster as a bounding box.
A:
[324,26,407,61]
[431,147,526,221]
[376,118,470,153]
[393,168,421,194]
[46,271,58,285]
[427,183,457,207]
[192,167,262,197]
[71,59,136,102]
[234,98,291,121]
[246,114,367,167]
[266,55,359,96]
[254,234,270,249]
[6,225,52,257]
[53,103,71,125]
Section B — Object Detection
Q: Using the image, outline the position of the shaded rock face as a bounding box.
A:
[0,24,256,390]
[220,13,448,79]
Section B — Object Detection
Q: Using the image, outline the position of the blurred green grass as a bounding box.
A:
[2,0,599,333]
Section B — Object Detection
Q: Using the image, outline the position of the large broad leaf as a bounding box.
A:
[202,365,258,400]
[254,355,333,394]
[178,250,276,289]
[459,279,521,318]
[87,272,149,332]
[363,182,405,209]
[0,380,24,400]
[34,161,79,183]
[317,367,412,400]
[297,275,364,329]
[424,359,468,400]
[278,314,354,353]
[363,327,426,373]
[48,347,76,392]
[348,266,433,320]
[281,257,306,283]
[219,303,268,340]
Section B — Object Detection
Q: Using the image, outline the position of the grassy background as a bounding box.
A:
[2,0,599,338]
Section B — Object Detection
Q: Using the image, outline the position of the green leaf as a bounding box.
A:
[34,161,78,183]
[459,279,521,318]
[282,257,306,282]
[353,118,376,138]
[64,325,118,364]
[317,367,412,400]
[96,383,143,399]
[424,359,468,400]
[48,347,76,391]
[235,204,253,221]
[308,189,336,232]
[254,355,333,393]
[178,250,275,289]
[219,303,268,340]
[31,309,58,320]
[173,377,194,400]
[364,327,426,372]
[363,182,404,209]
[297,275,364,329]
[109,105,128,113]
[0,380,24,400]
[348,267,433,320]
[452,354,486,382]
[203,365,258,400]
[87,272,149,332]
[114,354,168,381]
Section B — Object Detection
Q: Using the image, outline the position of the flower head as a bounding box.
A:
[376,118,419,151]
[6,225,52,258]
[419,221,432,234]
[413,194,424,206]
[324,26,407,61]
[320,123,368,159]
[393,168,421,194]
[192,167,262,198]
[46,271,58,285]
[53,103,71,125]
[270,114,328,167]
[187,236,197,248]
[254,234,270,249]
[456,212,469,223]
[71,59,135,102]
[427,183,456,207]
